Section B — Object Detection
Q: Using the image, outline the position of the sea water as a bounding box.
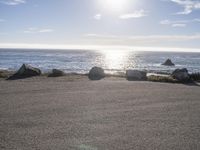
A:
[0,49,200,74]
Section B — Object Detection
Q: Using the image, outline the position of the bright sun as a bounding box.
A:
[98,0,128,12]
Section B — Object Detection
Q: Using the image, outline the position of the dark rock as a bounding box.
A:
[190,72,200,81]
[172,68,190,81]
[126,70,147,81]
[162,59,175,66]
[7,64,41,80]
[48,69,65,77]
[88,67,105,80]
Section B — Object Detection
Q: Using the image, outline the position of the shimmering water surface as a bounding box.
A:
[0,49,200,74]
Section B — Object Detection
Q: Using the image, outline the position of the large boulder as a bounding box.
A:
[88,67,105,80]
[48,69,65,77]
[162,59,175,66]
[172,68,190,81]
[7,64,41,80]
[126,70,147,81]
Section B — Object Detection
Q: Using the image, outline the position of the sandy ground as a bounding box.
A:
[0,76,200,150]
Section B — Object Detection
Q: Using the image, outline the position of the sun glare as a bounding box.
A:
[102,50,130,72]
[98,0,128,12]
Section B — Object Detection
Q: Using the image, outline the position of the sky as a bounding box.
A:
[0,0,200,51]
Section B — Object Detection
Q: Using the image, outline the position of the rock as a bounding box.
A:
[0,70,14,78]
[190,72,200,81]
[88,67,105,80]
[162,59,175,66]
[7,64,41,80]
[172,68,190,81]
[126,70,147,81]
[48,69,65,77]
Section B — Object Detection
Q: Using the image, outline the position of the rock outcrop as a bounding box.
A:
[7,64,41,80]
[88,67,105,80]
[162,59,175,66]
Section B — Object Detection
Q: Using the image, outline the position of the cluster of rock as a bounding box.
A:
[88,66,191,82]
[7,64,65,80]
[161,59,190,81]
[87,59,177,81]
[88,66,147,81]
[125,68,190,82]
[5,59,196,83]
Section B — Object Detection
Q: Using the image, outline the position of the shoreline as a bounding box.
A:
[1,69,199,84]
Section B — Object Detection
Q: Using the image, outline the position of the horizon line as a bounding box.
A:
[0,43,200,53]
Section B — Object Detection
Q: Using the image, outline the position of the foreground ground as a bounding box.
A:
[0,76,200,150]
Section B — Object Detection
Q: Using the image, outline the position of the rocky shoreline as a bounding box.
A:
[1,64,200,83]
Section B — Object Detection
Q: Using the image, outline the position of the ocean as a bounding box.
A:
[0,49,200,74]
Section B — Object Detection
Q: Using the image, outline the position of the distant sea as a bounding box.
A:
[0,49,200,74]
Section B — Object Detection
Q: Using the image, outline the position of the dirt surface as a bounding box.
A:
[0,76,200,150]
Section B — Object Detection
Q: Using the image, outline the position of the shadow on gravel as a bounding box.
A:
[183,81,200,87]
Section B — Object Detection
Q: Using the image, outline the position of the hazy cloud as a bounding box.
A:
[160,18,200,27]
[23,27,54,34]
[0,0,26,5]
[84,34,200,45]
[172,23,187,27]
[170,0,200,14]
[160,20,171,25]
[94,14,102,20]
[39,29,54,33]
[119,9,148,19]
[194,18,200,22]
[85,34,118,39]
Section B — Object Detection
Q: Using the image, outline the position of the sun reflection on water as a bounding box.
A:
[100,50,133,74]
